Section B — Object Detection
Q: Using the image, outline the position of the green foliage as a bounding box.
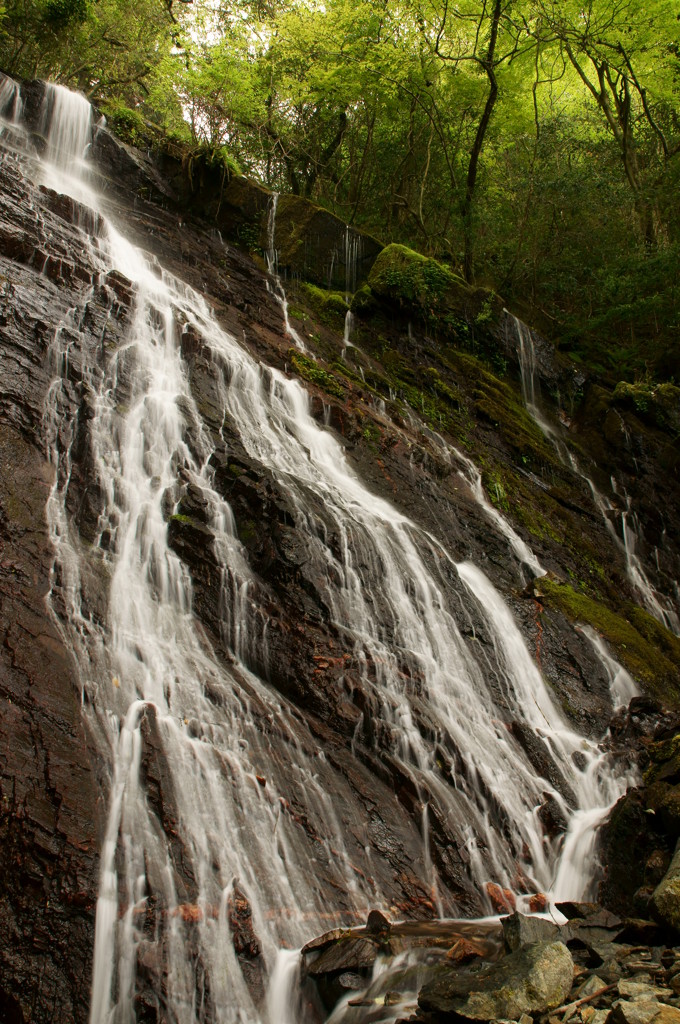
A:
[288,349,346,399]
[368,244,474,324]
[485,470,510,513]
[102,100,147,146]
[296,282,348,329]
[235,221,261,253]
[536,577,680,703]
[0,0,176,105]
[4,0,680,385]
[613,380,680,433]
[43,0,87,26]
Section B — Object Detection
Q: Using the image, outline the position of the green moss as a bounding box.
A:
[350,284,377,315]
[369,244,462,312]
[422,367,463,410]
[535,578,680,702]
[473,380,554,463]
[368,244,498,330]
[644,735,680,786]
[485,470,510,512]
[376,350,467,434]
[437,348,557,468]
[289,349,346,399]
[295,282,348,329]
[170,513,192,524]
[102,101,148,146]
[509,480,564,544]
[627,604,680,666]
[238,519,257,544]
[613,380,680,433]
[287,304,309,323]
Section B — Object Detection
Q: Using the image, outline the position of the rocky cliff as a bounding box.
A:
[1,78,680,1023]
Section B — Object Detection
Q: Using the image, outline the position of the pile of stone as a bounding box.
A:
[301,902,680,1024]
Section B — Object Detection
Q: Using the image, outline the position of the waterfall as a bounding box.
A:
[510,312,680,635]
[341,309,354,359]
[6,78,637,1022]
[400,403,544,581]
[578,626,639,710]
[264,192,307,352]
[344,226,362,302]
[0,74,23,122]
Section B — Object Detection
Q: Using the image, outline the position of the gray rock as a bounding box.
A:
[609,1000,667,1024]
[418,940,573,1019]
[579,975,607,997]
[652,841,680,934]
[337,972,366,991]
[307,937,378,976]
[502,911,560,952]
[618,980,673,1001]
[556,901,602,920]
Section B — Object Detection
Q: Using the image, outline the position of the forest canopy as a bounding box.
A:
[2,0,679,380]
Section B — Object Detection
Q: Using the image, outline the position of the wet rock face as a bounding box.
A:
[3,80,680,1022]
[0,98,485,1019]
[599,706,680,919]
[0,146,104,1018]
[0,426,98,1024]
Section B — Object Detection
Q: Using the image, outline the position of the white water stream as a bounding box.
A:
[2,78,638,1023]
[512,314,680,634]
[264,193,307,352]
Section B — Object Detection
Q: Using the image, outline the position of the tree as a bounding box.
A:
[531,0,680,247]
[0,0,178,102]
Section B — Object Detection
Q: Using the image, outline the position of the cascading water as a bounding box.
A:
[344,226,362,302]
[511,312,680,635]
[264,193,307,352]
[446,444,544,581]
[3,77,639,1022]
[0,74,23,122]
[397,395,544,581]
[341,309,354,359]
[578,626,639,710]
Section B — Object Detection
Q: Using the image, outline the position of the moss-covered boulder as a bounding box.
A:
[367,243,500,326]
[646,782,680,834]
[350,283,378,315]
[291,282,349,330]
[418,941,573,1019]
[613,381,680,434]
[652,841,680,932]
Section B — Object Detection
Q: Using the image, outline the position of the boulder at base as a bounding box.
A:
[651,840,680,932]
[418,940,573,1019]
[502,911,561,952]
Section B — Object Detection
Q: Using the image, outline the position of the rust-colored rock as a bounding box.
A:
[486,882,517,914]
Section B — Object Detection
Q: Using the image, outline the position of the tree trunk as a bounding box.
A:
[461,0,502,283]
